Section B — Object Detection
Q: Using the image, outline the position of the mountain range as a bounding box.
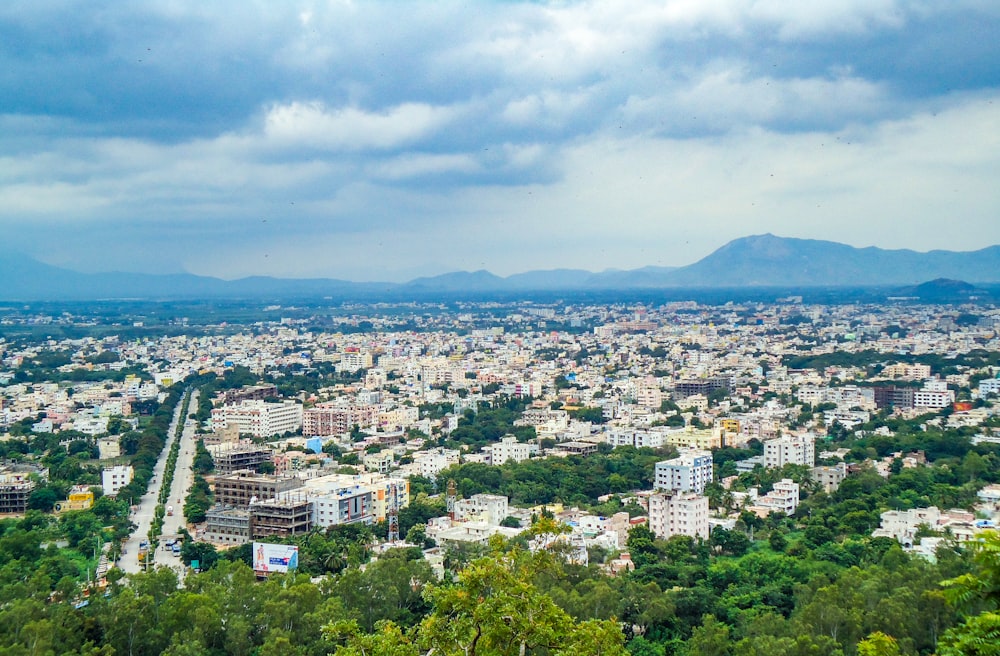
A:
[2,234,1000,300]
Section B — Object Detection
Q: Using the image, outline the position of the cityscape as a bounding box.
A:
[3,1,1000,655]
[2,292,1000,654]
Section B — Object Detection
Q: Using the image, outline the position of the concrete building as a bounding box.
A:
[211,400,303,438]
[764,435,815,469]
[211,444,275,475]
[203,505,252,545]
[485,435,533,466]
[0,473,35,514]
[454,494,509,526]
[648,491,709,540]
[310,484,374,528]
[654,450,713,494]
[750,479,800,516]
[811,463,848,493]
[249,493,312,539]
[213,470,304,508]
[303,404,378,436]
[102,465,134,497]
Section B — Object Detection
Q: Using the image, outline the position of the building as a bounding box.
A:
[673,377,731,400]
[249,493,312,538]
[213,470,304,508]
[978,378,1000,397]
[58,485,95,511]
[648,491,709,539]
[882,363,932,380]
[363,449,395,474]
[203,505,252,545]
[338,350,373,373]
[310,484,374,528]
[750,479,800,516]
[484,435,533,466]
[413,448,460,478]
[454,494,509,526]
[102,465,134,497]
[97,437,121,460]
[873,386,915,410]
[220,384,279,405]
[655,450,713,494]
[211,444,275,475]
[811,463,848,493]
[913,380,955,409]
[764,435,815,469]
[0,473,35,514]
[211,400,303,438]
[303,404,378,436]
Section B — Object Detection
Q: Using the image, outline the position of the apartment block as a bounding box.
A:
[654,450,713,494]
[648,491,709,540]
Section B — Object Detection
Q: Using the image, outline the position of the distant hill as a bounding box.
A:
[893,278,989,302]
[2,234,1000,300]
[661,234,1000,287]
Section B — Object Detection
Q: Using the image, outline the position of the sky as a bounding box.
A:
[1,1,999,282]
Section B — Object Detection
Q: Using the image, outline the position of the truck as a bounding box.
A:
[138,541,149,564]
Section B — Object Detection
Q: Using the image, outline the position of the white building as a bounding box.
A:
[654,450,713,494]
[413,448,460,478]
[648,491,709,540]
[914,380,955,409]
[309,484,374,528]
[211,400,303,438]
[102,465,134,497]
[454,494,509,526]
[485,435,533,466]
[764,435,815,469]
[751,479,800,516]
[978,378,1000,397]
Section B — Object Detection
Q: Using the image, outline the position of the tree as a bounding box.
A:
[940,531,1000,654]
[688,614,730,656]
[329,545,627,656]
[857,632,901,656]
[28,486,58,511]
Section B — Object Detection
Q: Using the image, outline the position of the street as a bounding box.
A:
[117,389,200,576]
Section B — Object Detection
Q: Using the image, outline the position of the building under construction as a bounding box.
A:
[212,444,274,475]
[214,470,304,508]
[249,493,312,539]
[203,505,251,545]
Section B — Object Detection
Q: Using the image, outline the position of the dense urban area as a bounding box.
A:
[2,298,1000,656]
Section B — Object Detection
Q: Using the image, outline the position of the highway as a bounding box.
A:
[117,388,199,576]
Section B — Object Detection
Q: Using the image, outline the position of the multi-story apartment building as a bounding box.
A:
[648,491,709,539]
[484,435,533,466]
[211,400,302,438]
[654,450,713,494]
[454,494,509,526]
[302,404,378,436]
[764,435,815,469]
[102,465,134,497]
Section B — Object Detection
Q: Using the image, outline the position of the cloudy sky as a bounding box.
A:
[2,1,999,281]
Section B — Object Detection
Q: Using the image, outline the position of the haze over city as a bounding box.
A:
[2,1,999,281]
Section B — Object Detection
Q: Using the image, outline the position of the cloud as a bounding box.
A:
[0,1,997,280]
[262,101,459,151]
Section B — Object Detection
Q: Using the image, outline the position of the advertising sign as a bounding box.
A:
[253,542,299,574]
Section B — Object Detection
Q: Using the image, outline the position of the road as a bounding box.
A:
[118,389,199,576]
[157,389,200,573]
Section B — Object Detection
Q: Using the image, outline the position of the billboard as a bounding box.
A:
[253,542,299,574]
